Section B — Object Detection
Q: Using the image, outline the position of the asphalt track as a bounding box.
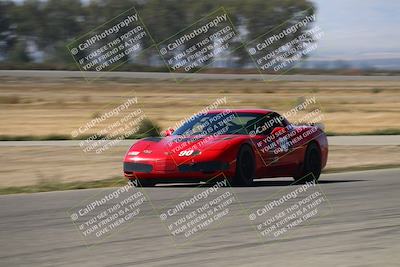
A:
[1,70,400,81]
[0,168,399,266]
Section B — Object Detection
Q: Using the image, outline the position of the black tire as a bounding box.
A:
[233,145,255,186]
[294,142,321,183]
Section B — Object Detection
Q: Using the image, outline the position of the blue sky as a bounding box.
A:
[312,0,400,60]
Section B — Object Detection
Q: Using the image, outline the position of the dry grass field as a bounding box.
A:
[0,76,399,189]
[0,76,399,137]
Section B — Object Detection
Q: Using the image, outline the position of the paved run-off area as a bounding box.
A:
[0,168,399,266]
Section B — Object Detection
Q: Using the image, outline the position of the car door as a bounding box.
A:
[252,113,297,175]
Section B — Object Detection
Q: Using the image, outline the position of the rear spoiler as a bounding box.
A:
[294,122,325,131]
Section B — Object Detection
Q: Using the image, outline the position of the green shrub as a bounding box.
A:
[137,118,161,137]
[371,88,383,93]
[0,95,20,104]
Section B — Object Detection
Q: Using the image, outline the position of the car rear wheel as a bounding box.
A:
[293,142,321,183]
[233,145,255,186]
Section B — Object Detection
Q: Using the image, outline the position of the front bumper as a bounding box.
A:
[123,160,233,180]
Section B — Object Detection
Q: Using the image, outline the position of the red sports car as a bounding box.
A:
[123,109,328,186]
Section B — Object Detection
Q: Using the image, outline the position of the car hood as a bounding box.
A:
[129,135,241,155]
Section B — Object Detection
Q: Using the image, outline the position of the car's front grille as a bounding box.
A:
[178,161,229,173]
[123,162,153,173]
[154,159,175,171]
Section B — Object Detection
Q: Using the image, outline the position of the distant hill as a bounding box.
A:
[299,58,400,70]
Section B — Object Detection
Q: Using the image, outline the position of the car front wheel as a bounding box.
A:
[233,145,255,186]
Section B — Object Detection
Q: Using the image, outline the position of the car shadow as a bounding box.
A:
[251,179,366,187]
[151,179,366,188]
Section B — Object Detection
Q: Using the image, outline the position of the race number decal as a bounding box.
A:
[179,150,194,156]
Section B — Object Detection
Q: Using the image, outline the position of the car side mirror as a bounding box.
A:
[164,128,174,136]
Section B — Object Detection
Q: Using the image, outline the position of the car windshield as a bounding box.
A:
[173,111,274,137]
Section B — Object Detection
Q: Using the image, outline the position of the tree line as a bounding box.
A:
[0,0,315,69]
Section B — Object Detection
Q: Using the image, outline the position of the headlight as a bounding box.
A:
[128,151,140,156]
